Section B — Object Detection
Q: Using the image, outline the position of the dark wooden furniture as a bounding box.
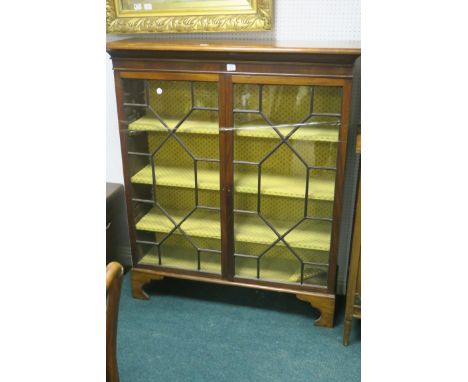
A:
[107,39,361,328]
[343,134,361,345]
[107,262,124,382]
[107,183,131,266]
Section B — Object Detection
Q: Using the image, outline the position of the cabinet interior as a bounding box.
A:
[122,77,342,288]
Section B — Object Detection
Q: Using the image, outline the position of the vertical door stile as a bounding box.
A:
[219,74,235,280]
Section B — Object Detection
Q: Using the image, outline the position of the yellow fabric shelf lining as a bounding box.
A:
[139,251,326,284]
[128,115,339,143]
[139,250,303,281]
[234,257,328,285]
[131,164,335,201]
[138,246,327,284]
[139,247,221,274]
[136,207,331,252]
[129,114,219,136]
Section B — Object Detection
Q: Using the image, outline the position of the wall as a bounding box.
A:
[106,0,361,292]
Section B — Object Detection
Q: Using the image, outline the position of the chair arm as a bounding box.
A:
[106,262,124,292]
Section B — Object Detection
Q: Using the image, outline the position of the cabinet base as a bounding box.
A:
[296,293,335,328]
[131,268,335,328]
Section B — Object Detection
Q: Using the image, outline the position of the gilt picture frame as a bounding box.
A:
[106,0,273,34]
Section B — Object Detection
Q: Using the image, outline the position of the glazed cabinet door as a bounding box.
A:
[230,76,348,291]
[118,73,223,275]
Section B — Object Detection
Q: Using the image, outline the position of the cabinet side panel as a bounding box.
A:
[327,80,352,292]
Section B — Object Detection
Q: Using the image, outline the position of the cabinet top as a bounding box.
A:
[106,38,361,56]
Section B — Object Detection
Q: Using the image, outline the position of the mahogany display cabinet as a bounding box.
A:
[107,39,361,328]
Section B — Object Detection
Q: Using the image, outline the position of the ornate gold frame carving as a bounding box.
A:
[106,0,272,34]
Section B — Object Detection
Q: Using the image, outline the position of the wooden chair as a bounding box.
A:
[107,262,124,382]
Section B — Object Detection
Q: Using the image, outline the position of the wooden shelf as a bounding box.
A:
[136,207,331,252]
[139,246,221,274]
[131,164,335,201]
[129,114,339,142]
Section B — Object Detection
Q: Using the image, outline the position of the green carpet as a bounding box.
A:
[117,273,360,382]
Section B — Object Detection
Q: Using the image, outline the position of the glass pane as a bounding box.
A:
[233,83,342,286]
[122,78,221,274]
[120,0,255,13]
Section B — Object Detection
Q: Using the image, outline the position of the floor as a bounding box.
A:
[117,273,361,382]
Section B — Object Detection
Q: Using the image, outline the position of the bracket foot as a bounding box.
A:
[131,269,164,300]
[296,293,335,328]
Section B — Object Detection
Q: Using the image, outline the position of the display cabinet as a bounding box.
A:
[107,39,360,328]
